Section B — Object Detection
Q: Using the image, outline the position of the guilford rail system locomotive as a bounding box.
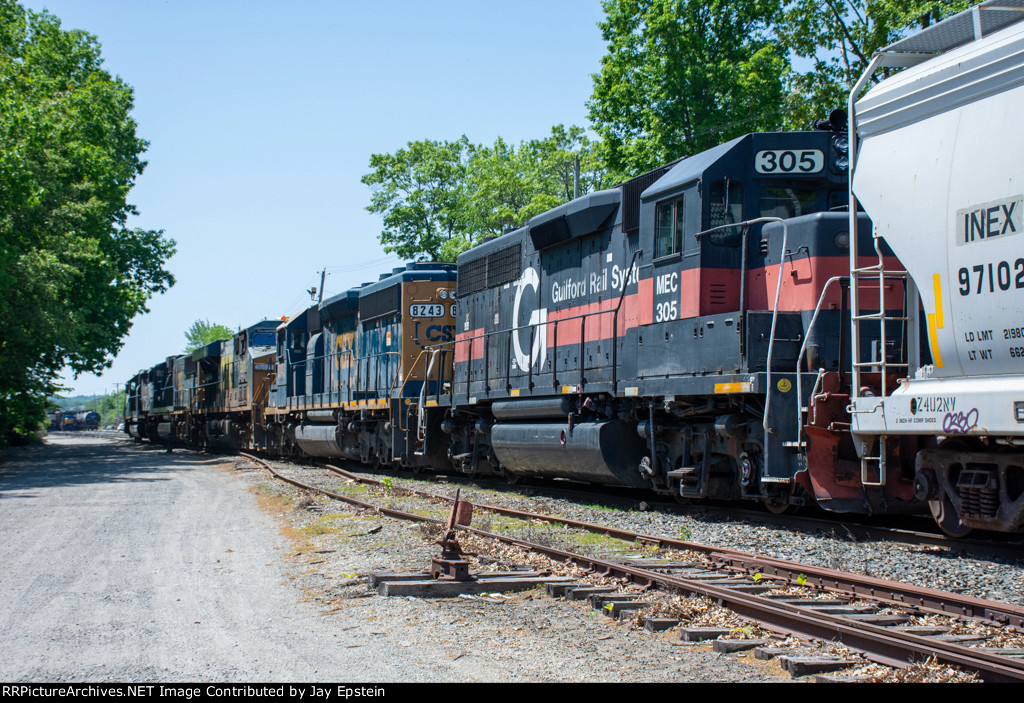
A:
[125,2,1024,537]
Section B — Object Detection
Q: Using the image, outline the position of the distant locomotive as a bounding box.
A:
[124,3,1024,535]
[47,409,100,431]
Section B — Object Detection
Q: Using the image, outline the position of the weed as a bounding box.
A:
[302,522,332,536]
[678,522,693,542]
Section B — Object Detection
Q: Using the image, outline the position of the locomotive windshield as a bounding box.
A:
[759,187,818,219]
[251,332,275,347]
[708,179,744,246]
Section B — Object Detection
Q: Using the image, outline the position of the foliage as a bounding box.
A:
[587,0,790,178]
[184,319,234,353]
[0,1,175,445]
[92,389,125,427]
[363,126,608,262]
[461,125,608,249]
[361,137,472,262]
[52,391,124,427]
[587,0,982,177]
[678,522,693,542]
[778,0,980,127]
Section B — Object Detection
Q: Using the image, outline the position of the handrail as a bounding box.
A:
[794,275,846,445]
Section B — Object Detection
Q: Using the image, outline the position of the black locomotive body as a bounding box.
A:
[440,129,917,514]
[125,126,924,521]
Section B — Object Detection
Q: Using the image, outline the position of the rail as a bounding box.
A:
[243,453,1024,682]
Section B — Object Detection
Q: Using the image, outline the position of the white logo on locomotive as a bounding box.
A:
[512,266,548,372]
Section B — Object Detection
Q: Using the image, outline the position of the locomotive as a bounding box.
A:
[125,2,1024,535]
[47,409,101,431]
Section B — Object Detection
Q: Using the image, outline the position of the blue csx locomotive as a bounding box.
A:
[127,122,910,520]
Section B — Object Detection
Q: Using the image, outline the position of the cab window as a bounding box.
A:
[709,179,744,246]
[759,186,818,219]
[655,197,684,258]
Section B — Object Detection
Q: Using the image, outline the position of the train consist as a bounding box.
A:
[125,3,1024,535]
[48,410,101,432]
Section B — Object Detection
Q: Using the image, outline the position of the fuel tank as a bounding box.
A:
[490,419,647,487]
[294,423,360,460]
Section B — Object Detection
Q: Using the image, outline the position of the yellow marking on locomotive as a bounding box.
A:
[425,399,438,407]
[929,274,944,368]
[715,382,751,393]
[561,385,573,394]
[927,313,944,368]
[510,388,520,397]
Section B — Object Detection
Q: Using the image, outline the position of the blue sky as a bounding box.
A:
[23,0,608,397]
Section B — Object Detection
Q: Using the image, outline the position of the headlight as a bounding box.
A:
[834,155,849,170]
[834,137,849,153]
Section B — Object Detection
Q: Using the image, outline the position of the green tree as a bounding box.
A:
[360,137,473,262]
[588,0,790,178]
[779,0,980,127]
[0,1,175,445]
[363,126,608,262]
[462,125,610,243]
[184,320,234,353]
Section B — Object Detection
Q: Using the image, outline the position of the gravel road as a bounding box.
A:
[0,436,788,683]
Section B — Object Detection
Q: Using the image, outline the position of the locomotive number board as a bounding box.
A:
[754,149,824,174]
[409,304,446,318]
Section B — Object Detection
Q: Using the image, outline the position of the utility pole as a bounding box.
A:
[307,268,327,303]
[573,155,580,199]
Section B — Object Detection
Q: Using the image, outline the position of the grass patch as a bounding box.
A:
[300,512,350,537]
[302,522,333,536]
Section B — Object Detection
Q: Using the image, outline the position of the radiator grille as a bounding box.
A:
[360,284,401,321]
[457,242,522,297]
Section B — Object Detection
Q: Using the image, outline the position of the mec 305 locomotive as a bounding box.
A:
[125,2,1024,536]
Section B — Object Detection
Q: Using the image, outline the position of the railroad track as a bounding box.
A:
[239,451,1024,682]
[319,454,1024,563]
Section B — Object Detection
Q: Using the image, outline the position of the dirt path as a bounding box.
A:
[0,436,460,681]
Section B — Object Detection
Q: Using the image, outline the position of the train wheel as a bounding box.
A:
[929,495,972,538]
[764,497,791,515]
[501,468,522,486]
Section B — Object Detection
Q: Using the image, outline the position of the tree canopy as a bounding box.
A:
[363,2,983,266]
[362,126,607,262]
[586,0,981,177]
[361,137,472,262]
[184,320,235,353]
[779,0,979,127]
[0,1,175,445]
[588,0,790,178]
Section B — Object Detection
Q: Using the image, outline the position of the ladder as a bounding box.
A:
[848,226,911,488]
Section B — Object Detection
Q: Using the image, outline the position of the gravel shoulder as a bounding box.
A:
[0,436,790,683]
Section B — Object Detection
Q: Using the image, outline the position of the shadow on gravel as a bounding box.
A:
[0,439,225,497]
